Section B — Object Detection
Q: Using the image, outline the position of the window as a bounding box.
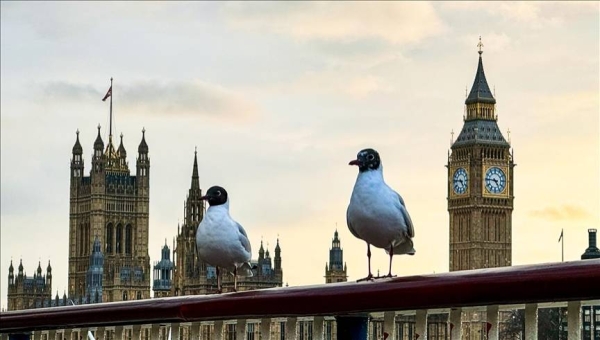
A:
[106,224,113,253]
[125,225,132,254]
[116,224,123,253]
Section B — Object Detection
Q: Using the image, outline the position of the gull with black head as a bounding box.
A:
[196,186,254,293]
[347,148,415,281]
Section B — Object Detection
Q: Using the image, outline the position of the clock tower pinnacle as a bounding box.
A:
[447,40,515,271]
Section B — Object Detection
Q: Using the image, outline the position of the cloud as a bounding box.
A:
[529,205,593,221]
[223,2,445,45]
[440,2,597,30]
[36,80,260,122]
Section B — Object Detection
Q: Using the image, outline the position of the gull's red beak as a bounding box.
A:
[349,159,360,166]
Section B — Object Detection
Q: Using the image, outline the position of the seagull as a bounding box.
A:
[346,148,415,281]
[196,186,253,293]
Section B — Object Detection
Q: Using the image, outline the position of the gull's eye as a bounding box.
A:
[367,154,375,161]
[216,191,222,196]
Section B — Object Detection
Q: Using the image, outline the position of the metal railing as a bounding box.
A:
[2,259,599,339]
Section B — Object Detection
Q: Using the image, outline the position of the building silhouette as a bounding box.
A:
[7,260,52,311]
[166,152,283,297]
[325,230,347,283]
[447,40,514,272]
[68,126,151,302]
[581,229,600,340]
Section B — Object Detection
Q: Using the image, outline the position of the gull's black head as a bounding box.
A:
[349,148,381,172]
[200,186,228,206]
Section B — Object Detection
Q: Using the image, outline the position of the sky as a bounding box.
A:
[1,2,598,310]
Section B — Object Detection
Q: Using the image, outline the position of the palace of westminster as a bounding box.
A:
[5,45,600,339]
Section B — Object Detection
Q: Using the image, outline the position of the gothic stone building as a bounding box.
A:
[69,127,151,302]
[153,152,283,297]
[6,260,52,311]
[447,45,514,272]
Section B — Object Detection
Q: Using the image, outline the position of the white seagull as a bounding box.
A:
[196,186,253,293]
[346,148,415,281]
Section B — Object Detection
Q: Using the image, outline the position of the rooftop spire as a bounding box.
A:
[465,37,496,105]
[191,147,200,190]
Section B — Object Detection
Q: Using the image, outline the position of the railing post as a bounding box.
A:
[335,314,368,340]
[567,301,582,340]
[114,326,123,340]
[286,317,297,340]
[236,319,247,340]
[96,327,105,340]
[63,329,73,340]
[486,305,499,340]
[261,318,272,340]
[524,303,538,340]
[415,310,427,339]
[214,321,224,340]
[383,311,396,340]
[132,325,142,340]
[170,323,180,340]
[190,322,200,340]
[150,325,160,340]
[449,308,462,340]
[313,316,324,340]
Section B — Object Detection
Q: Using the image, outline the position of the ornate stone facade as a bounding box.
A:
[68,127,151,302]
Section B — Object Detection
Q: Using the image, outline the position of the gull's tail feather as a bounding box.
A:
[387,239,416,256]
[237,262,254,277]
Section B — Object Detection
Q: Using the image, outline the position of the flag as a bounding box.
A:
[558,229,563,242]
[102,86,112,101]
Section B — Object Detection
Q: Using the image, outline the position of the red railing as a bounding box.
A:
[1,259,599,333]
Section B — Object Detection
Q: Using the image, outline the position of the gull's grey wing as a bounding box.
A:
[396,193,414,238]
[236,222,252,254]
[346,206,360,239]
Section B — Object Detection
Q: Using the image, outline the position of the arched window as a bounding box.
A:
[136,291,142,300]
[125,225,132,255]
[116,224,123,254]
[122,291,128,301]
[105,223,114,253]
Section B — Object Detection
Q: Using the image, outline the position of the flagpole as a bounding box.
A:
[109,77,113,139]
[561,229,564,262]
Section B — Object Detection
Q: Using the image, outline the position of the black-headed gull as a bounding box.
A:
[196,186,253,293]
[346,148,415,281]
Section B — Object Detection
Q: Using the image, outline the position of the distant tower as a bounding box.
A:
[153,241,175,298]
[325,230,347,283]
[68,83,151,302]
[172,150,207,296]
[581,229,600,260]
[447,39,515,271]
[86,236,104,303]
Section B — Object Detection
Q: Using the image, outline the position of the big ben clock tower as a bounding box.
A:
[448,39,515,272]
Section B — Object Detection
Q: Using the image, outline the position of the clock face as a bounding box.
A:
[452,168,468,194]
[485,167,507,194]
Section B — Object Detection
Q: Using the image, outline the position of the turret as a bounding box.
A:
[46,260,52,287]
[274,238,282,271]
[8,260,14,285]
[136,128,150,185]
[258,241,265,261]
[92,125,104,174]
[71,130,84,181]
[18,259,23,277]
[117,133,127,168]
[37,261,42,277]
